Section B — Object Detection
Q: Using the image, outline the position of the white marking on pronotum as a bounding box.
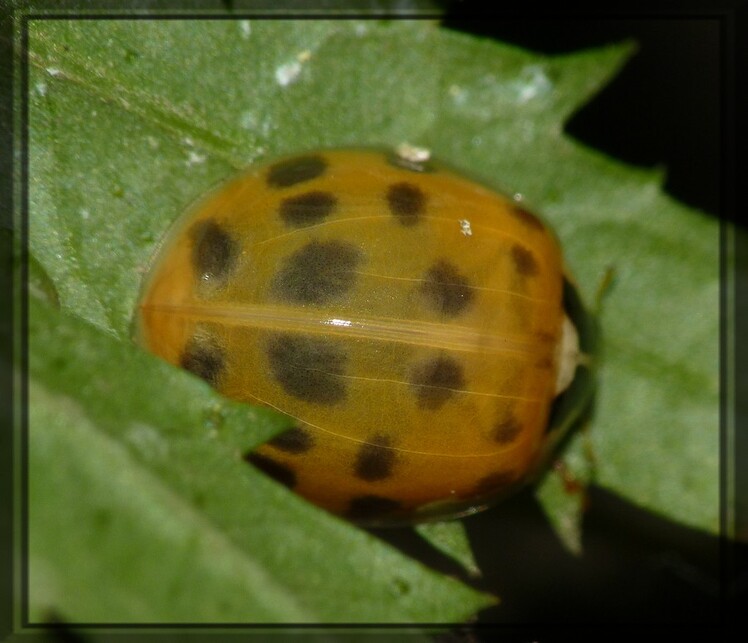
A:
[395,143,431,164]
[459,219,473,237]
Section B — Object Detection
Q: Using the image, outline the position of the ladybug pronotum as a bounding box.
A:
[137,148,595,526]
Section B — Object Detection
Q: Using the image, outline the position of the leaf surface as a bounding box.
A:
[25,18,719,620]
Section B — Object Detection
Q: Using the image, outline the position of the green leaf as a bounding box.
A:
[28,295,495,623]
[415,521,482,578]
[25,17,719,618]
[536,430,597,555]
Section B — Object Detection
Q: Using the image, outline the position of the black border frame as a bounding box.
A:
[2,1,745,639]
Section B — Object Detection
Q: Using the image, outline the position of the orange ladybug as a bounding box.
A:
[137,148,594,526]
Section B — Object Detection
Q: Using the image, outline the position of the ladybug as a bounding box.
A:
[136,148,595,526]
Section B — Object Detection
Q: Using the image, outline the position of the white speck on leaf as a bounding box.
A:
[448,84,467,105]
[240,111,258,130]
[126,423,168,461]
[239,20,251,39]
[275,60,303,87]
[80,208,90,220]
[35,82,47,96]
[186,150,206,167]
[45,67,61,77]
[515,64,552,104]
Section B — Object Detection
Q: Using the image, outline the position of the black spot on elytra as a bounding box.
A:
[271,240,361,305]
[180,334,224,386]
[510,204,545,230]
[510,244,539,277]
[492,412,523,444]
[385,152,436,174]
[266,154,327,188]
[535,355,554,370]
[279,191,337,228]
[471,470,518,497]
[346,495,403,521]
[410,354,465,410]
[387,182,426,226]
[354,434,397,482]
[265,333,348,405]
[267,426,315,454]
[536,330,557,344]
[189,220,238,283]
[419,260,474,317]
[244,452,297,488]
